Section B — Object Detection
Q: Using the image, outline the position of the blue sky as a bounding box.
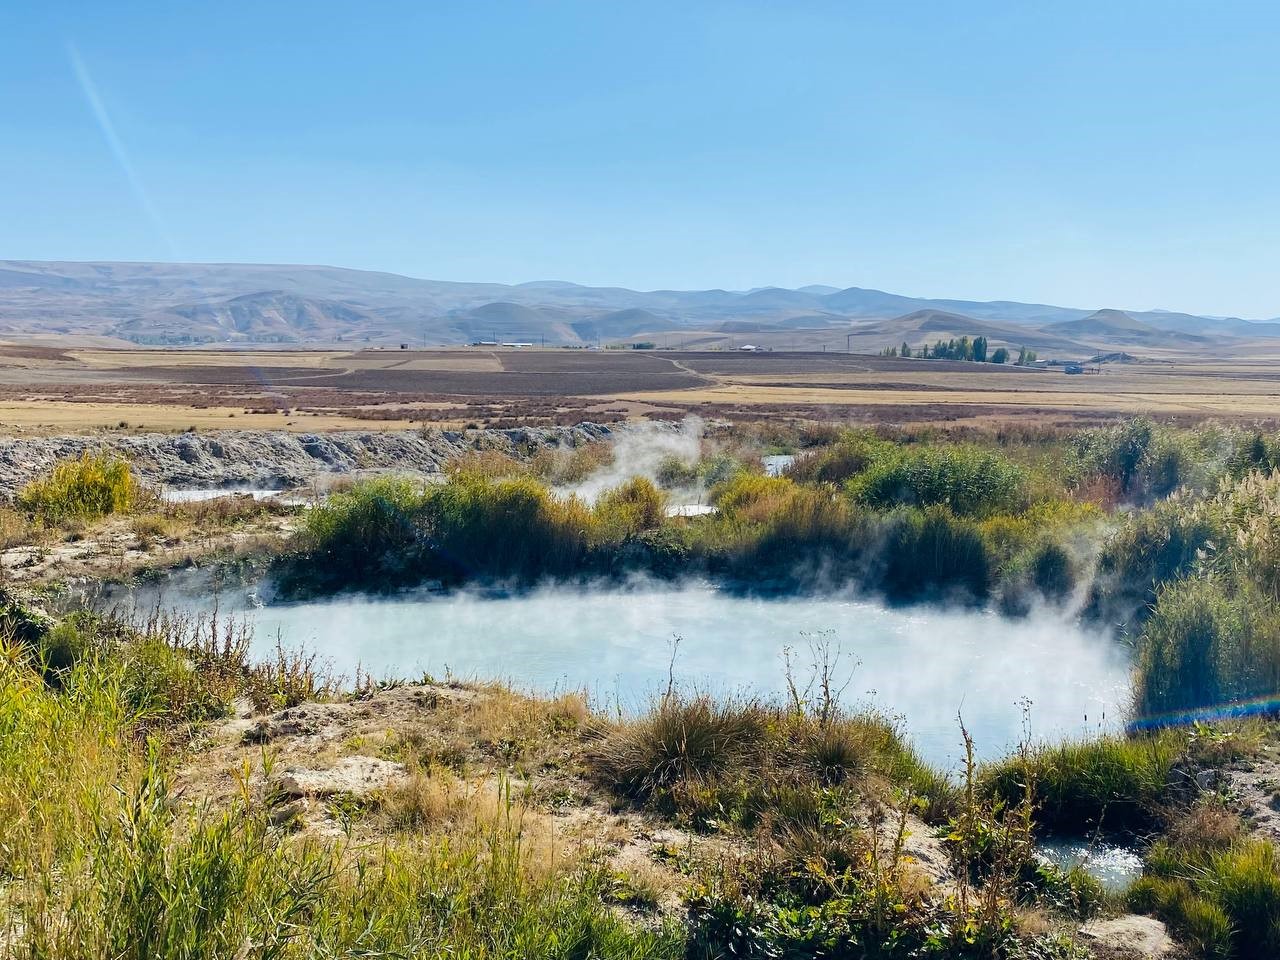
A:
[3,1,1279,317]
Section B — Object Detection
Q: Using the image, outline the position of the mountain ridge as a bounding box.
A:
[1,260,1276,349]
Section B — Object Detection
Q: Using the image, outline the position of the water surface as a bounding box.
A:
[153,580,1128,768]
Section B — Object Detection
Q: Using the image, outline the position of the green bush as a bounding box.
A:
[1072,418,1156,495]
[847,445,1028,517]
[594,476,666,538]
[1084,497,1224,628]
[785,432,894,486]
[17,451,145,522]
[301,476,425,578]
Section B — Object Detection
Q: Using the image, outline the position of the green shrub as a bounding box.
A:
[655,454,698,488]
[729,486,862,581]
[594,476,666,538]
[1029,540,1076,602]
[1072,418,1156,495]
[848,445,1028,517]
[785,432,894,486]
[17,451,145,522]
[422,472,596,582]
[1084,497,1224,628]
[301,476,425,577]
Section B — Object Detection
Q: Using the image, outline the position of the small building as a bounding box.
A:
[501,341,534,348]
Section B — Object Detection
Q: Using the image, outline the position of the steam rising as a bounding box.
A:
[564,418,703,502]
[128,577,1129,768]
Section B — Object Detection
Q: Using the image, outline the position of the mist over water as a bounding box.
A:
[157,579,1129,768]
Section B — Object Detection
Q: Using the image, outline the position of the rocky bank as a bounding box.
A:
[0,423,615,491]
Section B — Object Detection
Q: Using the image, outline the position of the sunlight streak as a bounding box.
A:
[67,42,175,255]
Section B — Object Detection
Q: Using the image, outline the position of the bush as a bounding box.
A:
[422,472,596,582]
[17,451,146,522]
[1072,418,1156,495]
[594,477,666,538]
[300,476,426,584]
[730,486,862,581]
[1084,497,1224,628]
[848,445,1028,517]
[785,432,894,486]
[589,695,768,805]
[1029,540,1076,602]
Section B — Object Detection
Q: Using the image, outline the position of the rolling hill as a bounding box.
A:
[0,260,1276,351]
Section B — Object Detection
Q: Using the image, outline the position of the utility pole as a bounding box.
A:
[846,333,854,353]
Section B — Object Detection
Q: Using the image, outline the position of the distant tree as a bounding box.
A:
[900,341,911,359]
[972,336,988,363]
[991,346,1009,364]
[1016,346,1038,365]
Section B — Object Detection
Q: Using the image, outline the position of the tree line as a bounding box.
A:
[880,336,1038,365]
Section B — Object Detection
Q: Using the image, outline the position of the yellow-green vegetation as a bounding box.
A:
[0,602,679,959]
[16,451,146,522]
[1131,813,1280,960]
[587,691,953,827]
[1106,469,1280,724]
[586,688,1093,958]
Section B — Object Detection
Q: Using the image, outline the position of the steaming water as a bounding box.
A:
[1037,839,1144,892]
[152,579,1128,769]
[161,488,298,504]
[762,454,795,476]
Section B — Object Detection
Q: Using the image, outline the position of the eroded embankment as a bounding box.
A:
[0,422,617,490]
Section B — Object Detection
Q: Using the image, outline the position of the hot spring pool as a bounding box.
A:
[125,579,1130,769]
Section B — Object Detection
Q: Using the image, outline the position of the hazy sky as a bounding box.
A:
[4,1,1280,317]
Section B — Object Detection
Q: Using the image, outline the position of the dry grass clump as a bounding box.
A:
[0,505,37,549]
[587,690,953,829]
[377,767,499,831]
[529,440,615,484]
[590,695,768,802]
[445,448,528,477]
[377,684,591,777]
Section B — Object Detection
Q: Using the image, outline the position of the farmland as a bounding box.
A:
[0,342,1277,434]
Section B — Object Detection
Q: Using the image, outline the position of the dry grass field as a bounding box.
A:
[0,341,1276,433]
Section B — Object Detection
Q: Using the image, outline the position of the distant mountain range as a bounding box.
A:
[1,260,1278,353]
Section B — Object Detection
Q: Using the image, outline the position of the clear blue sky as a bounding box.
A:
[3,1,1279,317]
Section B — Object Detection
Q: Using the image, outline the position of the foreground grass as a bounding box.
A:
[0,599,1112,960]
[0,607,679,960]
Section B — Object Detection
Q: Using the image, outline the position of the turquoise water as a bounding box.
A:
[147,579,1129,768]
